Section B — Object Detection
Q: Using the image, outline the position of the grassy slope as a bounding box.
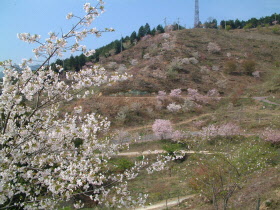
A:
[63,27,280,209]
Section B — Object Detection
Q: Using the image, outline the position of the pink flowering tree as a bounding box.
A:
[200,123,241,141]
[262,128,280,145]
[187,88,210,104]
[152,119,173,140]
[169,88,182,98]
[167,103,182,112]
[0,1,157,209]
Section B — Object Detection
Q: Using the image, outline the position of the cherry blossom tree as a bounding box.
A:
[152,119,173,139]
[0,1,155,209]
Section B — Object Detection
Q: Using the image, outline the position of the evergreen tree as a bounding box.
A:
[137,26,146,40]
[156,24,165,33]
[130,31,137,43]
[69,55,76,71]
[234,19,242,28]
[151,28,156,36]
[114,40,122,54]
[204,18,218,29]
[144,23,151,35]
[79,54,86,67]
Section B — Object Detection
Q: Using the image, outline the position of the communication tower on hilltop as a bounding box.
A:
[194,0,200,28]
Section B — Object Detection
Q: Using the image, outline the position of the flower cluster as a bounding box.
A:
[0,1,151,209]
[152,120,185,142]
[262,128,280,145]
[167,103,182,112]
[17,1,108,60]
[187,88,221,104]
[169,88,182,98]
[200,123,241,140]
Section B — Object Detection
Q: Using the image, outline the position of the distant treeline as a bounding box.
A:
[203,13,280,29]
[51,23,185,72]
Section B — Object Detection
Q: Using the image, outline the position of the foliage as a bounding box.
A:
[224,60,237,74]
[243,23,253,30]
[220,13,280,29]
[204,17,218,29]
[189,156,240,210]
[242,60,256,75]
[111,158,135,173]
[232,139,279,174]
[272,26,280,34]
[162,143,183,156]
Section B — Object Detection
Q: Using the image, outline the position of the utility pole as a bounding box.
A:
[194,0,200,28]
[121,34,123,52]
[164,17,167,27]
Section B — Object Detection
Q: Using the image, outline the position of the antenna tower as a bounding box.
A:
[194,0,200,28]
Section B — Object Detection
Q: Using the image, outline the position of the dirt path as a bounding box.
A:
[125,113,211,133]
[135,194,196,210]
[118,149,222,157]
[252,96,280,106]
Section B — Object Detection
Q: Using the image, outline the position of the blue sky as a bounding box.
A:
[0,0,280,65]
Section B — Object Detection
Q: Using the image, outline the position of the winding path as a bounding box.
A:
[135,194,196,210]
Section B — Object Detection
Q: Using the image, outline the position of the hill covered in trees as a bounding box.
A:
[52,12,280,72]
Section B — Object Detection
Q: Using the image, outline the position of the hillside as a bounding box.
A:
[63,26,280,129]
[60,27,280,209]
[98,27,280,95]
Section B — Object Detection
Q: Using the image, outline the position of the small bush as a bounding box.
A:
[166,68,179,80]
[207,42,221,53]
[244,23,253,30]
[225,25,232,31]
[224,60,237,74]
[272,26,280,34]
[242,60,256,75]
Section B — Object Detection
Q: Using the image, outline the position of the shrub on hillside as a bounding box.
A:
[224,60,237,74]
[244,23,253,30]
[272,26,280,34]
[242,60,256,75]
